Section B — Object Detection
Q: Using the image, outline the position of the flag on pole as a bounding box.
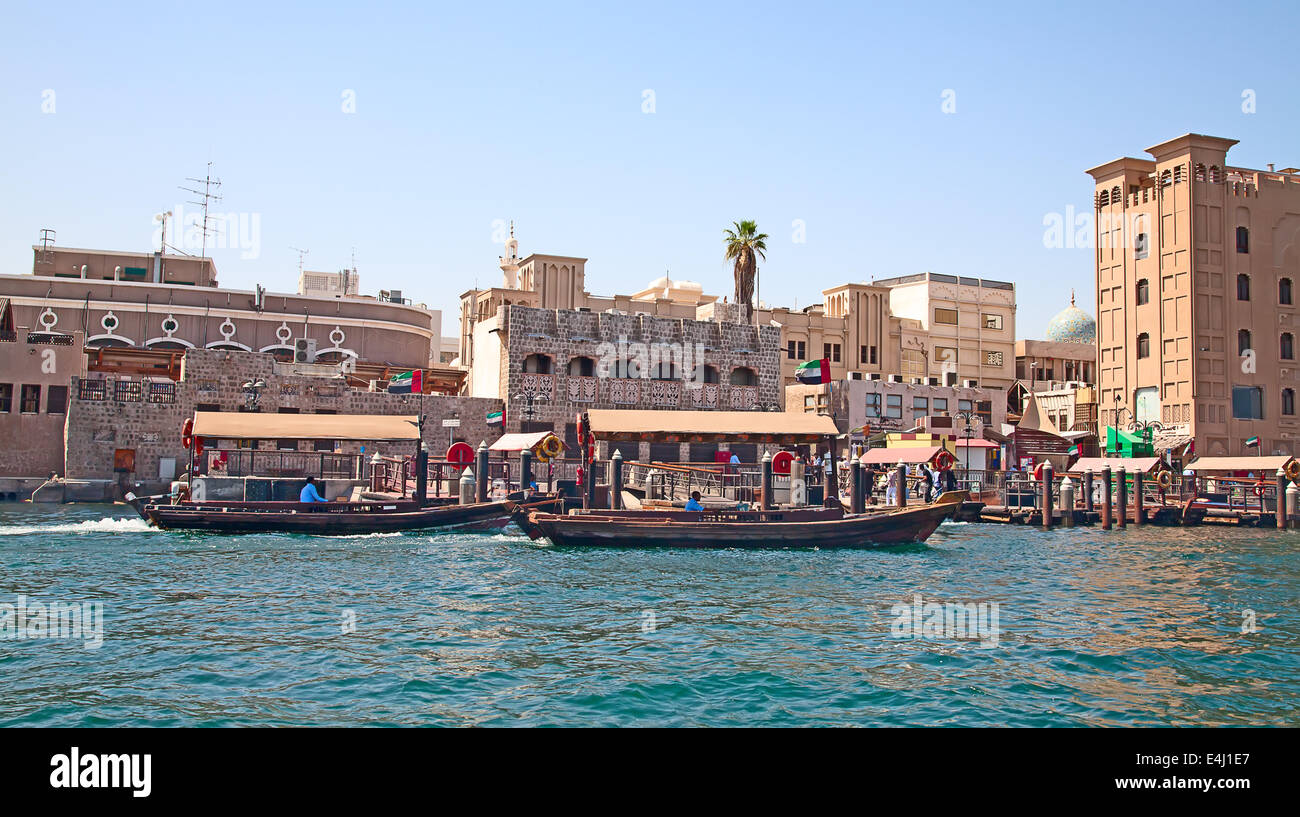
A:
[386,370,423,394]
[486,410,503,426]
[1245,435,1260,448]
[1067,443,1080,456]
[795,358,832,385]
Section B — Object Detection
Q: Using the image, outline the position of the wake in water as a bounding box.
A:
[0,517,153,536]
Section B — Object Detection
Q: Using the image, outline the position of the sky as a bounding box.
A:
[2,0,1297,339]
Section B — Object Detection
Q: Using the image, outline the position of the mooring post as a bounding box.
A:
[760,451,774,511]
[895,463,907,508]
[1084,469,1095,513]
[475,441,489,503]
[415,442,429,507]
[459,467,475,505]
[1276,468,1288,529]
[520,447,533,494]
[1288,481,1299,530]
[1133,469,1145,526]
[824,442,838,509]
[1060,476,1075,528]
[1041,461,1054,529]
[1102,465,1113,530]
[1116,467,1128,528]
[790,457,805,507]
[610,450,623,510]
[850,458,863,514]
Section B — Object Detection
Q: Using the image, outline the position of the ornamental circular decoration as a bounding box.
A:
[99,311,118,332]
[329,326,346,346]
[276,321,293,343]
[219,318,237,341]
[39,308,58,330]
[161,314,179,335]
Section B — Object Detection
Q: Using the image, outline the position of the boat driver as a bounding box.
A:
[685,490,705,512]
[300,476,327,504]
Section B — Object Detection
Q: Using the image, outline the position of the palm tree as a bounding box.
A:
[723,220,768,324]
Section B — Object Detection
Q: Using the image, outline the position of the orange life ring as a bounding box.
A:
[181,418,194,449]
[1286,460,1300,482]
[539,435,563,460]
[1155,470,1172,489]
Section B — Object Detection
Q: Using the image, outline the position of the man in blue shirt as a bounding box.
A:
[684,490,705,512]
[300,476,327,503]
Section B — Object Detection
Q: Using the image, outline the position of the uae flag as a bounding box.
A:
[486,410,503,426]
[1246,435,1260,448]
[795,358,832,385]
[386,370,422,394]
[1067,444,1080,456]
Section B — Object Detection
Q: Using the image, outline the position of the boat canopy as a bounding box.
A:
[1185,455,1295,473]
[857,446,944,465]
[489,431,560,453]
[1066,456,1163,474]
[584,409,838,443]
[192,411,420,442]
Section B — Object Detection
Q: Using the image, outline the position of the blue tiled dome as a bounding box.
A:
[1045,291,1096,344]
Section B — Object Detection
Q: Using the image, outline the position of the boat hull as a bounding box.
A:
[529,494,963,549]
[141,499,512,535]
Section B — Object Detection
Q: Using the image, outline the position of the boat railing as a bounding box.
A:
[624,460,762,503]
[204,449,365,480]
[993,472,1279,514]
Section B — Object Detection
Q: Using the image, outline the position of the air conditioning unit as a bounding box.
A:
[910,377,923,385]
[340,357,356,375]
[294,338,318,363]
[848,372,864,380]
[887,374,902,383]
[927,377,940,386]
[368,379,384,392]
[963,379,979,388]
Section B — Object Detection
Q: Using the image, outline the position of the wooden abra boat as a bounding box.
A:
[127,494,513,535]
[516,492,966,549]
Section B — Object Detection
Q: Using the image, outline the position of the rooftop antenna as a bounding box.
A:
[178,162,222,261]
[290,246,310,277]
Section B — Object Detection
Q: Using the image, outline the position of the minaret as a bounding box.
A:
[500,221,520,288]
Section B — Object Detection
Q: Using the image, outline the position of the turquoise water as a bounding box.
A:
[0,503,1297,727]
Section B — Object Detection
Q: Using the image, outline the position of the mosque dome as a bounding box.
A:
[1044,291,1097,344]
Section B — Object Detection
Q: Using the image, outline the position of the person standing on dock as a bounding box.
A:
[886,465,900,505]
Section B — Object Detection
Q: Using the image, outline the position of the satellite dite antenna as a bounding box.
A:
[179,162,222,261]
[290,247,310,276]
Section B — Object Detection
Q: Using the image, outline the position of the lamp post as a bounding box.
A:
[514,392,550,425]
[956,409,976,479]
[241,379,266,412]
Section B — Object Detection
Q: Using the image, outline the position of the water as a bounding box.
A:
[1,503,1297,727]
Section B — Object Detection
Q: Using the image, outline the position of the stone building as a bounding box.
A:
[0,328,88,491]
[1087,133,1300,457]
[470,304,782,462]
[63,348,502,488]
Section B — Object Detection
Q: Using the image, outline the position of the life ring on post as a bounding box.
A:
[538,435,563,460]
[1253,482,1266,498]
[1285,459,1300,482]
[934,450,956,472]
[1033,461,1047,481]
[181,418,194,450]
[1155,470,1173,489]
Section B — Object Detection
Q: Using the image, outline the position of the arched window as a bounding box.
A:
[729,367,757,387]
[1137,333,1150,359]
[1160,169,1172,187]
[567,356,594,376]
[1194,163,1207,182]
[1210,165,1222,183]
[1238,329,1253,355]
[611,356,641,379]
[700,365,720,384]
[1098,189,1109,207]
[1237,274,1251,301]
[1111,185,1121,202]
[1173,165,1183,184]
[1281,278,1293,305]
[1237,226,1250,254]
[1136,279,1150,305]
[522,353,552,374]
[1282,333,1294,360]
[1285,389,1296,417]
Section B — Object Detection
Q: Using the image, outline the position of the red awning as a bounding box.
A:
[857,446,944,465]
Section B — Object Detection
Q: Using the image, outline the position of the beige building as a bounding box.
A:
[298,267,360,297]
[1087,133,1300,457]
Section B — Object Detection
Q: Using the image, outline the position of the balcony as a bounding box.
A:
[686,383,720,409]
[608,378,641,405]
[566,375,598,403]
[648,380,682,407]
[520,372,555,400]
[729,386,758,410]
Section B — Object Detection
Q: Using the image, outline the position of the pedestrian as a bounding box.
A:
[886,465,899,505]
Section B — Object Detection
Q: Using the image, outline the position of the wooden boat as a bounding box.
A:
[521,492,966,548]
[127,494,513,535]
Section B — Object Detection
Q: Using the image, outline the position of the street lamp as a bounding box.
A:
[514,391,550,424]
[241,379,266,411]
[955,409,977,482]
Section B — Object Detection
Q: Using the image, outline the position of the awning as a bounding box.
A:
[585,409,838,443]
[1186,455,1295,473]
[857,446,943,465]
[192,411,420,441]
[956,438,998,448]
[489,431,561,453]
[1066,456,1163,474]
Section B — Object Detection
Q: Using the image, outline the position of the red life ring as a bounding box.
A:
[1253,482,1266,497]
[181,418,194,449]
[1033,461,1047,481]
[772,451,794,475]
[934,451,956,471]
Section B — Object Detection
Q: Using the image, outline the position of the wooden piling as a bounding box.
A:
[1101,465,1112,530]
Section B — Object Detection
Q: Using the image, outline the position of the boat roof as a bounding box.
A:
[585,409,838,443]
[192,411,420,441]
[857,446,944,465]
[1066,456,1163,474]
[1186,455,1295,473]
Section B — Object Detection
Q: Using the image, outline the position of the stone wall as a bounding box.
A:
[64,349,502,482]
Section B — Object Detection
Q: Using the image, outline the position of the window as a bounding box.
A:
[1137,333,1150,359]
[1135,233,1148,259]
[1237,226,1250,254]
[885,394,902,418]
[278,438,299,451]
[46,385,68,414]
[313,440,336,452]
[1232,386,1264,420]
[864,393,881,418]
[932,398,948,413]
[196,402,220,413]
[912,396,928,420]
[522,353,551,374]
[1136,279,1149,305]
[823,343,840,363]
[934,308,958,325]
[983,314,1003,330]
[1237,274,1251,301]
[985,351,1004,367]
[1238,329,1253,356]
[869,346,877,364]
[958,399,973,414]
[729,367,757,386]
[787,340,807,361]
[977,400,993,424]
[804,395,816,409]
[860,345,869,364]
[701,365,720,384]
[1283,333,1295,360]
[1285,389,1296,417]
[567,356,595,376]
[0,384,11,413]
[20,385,40,413]
[935,346,957,366]
[1282,278,1293,306]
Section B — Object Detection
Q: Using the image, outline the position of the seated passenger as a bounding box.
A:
[684,490,705,512]
[300,476,327,503]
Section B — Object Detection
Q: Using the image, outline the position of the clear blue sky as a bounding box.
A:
[2,0,1296,338]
